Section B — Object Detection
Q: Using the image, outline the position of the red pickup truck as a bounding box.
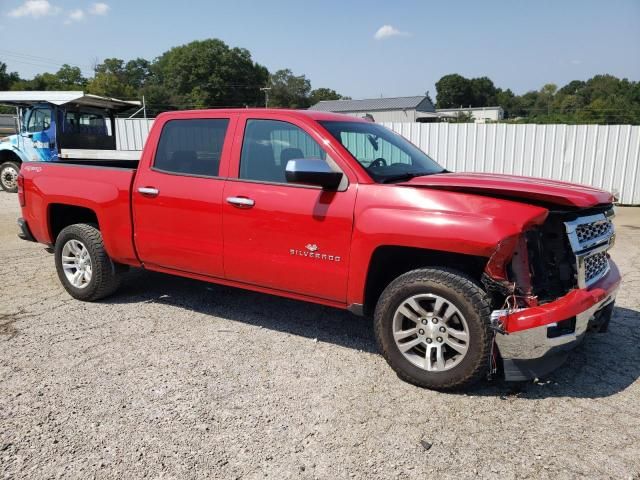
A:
[17,109,620,390]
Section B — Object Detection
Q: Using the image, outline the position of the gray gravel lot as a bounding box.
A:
[1,190,639,479]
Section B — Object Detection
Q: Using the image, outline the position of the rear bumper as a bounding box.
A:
[495,260,621,381]
[17,217,36,242]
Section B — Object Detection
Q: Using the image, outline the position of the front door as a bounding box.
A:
[222,117,357,302]
[22,106,56,161]
[132,116,235,277]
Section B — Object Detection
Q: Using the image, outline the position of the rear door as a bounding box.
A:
[132,114,236,277]
[222,114,357,302]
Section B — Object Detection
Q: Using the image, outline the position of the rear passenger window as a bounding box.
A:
[154,119,229,176]
[240,119,326,183]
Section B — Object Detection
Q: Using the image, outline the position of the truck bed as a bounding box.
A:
[20,161,139,265]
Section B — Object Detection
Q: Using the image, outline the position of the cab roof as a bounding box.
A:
[0,91,141,111]
[157,108,369,123]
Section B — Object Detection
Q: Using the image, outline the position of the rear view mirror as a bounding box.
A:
[285,158,343,190]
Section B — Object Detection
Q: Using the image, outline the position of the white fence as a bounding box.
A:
[115,118,154,151]
[116,118,640,204]
[383,123,640,205]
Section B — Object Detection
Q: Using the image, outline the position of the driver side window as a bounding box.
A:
[240,119,327,183]
[26,109,51,133]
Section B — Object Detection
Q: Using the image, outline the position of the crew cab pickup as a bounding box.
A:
[17,109,621,390]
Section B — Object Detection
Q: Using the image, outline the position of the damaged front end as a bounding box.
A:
[482,205,620,381]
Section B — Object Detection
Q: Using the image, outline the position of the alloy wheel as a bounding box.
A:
[392,293,470,372]
[61,239,93,289]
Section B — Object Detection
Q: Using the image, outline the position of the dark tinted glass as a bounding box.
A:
[154,119,229,176]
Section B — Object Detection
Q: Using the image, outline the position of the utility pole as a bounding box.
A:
[260,87,271,108]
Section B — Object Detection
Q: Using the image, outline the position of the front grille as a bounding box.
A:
[523,207,614,302]
[583,251,609,284]
[565,211,615,288]
[574,218,614,250]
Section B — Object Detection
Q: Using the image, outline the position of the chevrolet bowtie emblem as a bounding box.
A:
[305,244,319,252]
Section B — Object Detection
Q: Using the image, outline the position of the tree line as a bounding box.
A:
[1,37,638,124]
[0,38,344,115]
[436,73,640,124]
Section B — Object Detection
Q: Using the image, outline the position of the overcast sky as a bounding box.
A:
[1,0,639,99]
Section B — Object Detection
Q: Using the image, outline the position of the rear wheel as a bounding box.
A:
[0,161,20,193]
[374,268,492,390]
[54,223,123,301]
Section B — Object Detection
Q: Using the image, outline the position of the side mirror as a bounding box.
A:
[285,158,343,190]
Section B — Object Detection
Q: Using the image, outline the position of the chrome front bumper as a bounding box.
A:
[496,290,618,381]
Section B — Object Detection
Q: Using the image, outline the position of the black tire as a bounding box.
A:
[0,160,20,193]
[374,268,492,390]
[54,223,123,301]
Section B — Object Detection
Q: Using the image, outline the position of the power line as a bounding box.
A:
[0,48,94,70]
[0,58,94,76]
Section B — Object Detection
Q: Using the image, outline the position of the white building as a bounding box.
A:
[309,96,504,124]
[309,96,437,123]
[435,106,504,123]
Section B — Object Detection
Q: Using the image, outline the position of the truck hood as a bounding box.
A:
[399,172,614,208]
[0,134,19,146]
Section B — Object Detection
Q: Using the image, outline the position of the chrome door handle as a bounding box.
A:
[226,196,255,208]
[138,187,159,197]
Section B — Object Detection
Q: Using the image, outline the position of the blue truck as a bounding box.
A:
[0,91,141,192]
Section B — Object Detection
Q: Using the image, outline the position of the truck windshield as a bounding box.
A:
[319,121,445,183]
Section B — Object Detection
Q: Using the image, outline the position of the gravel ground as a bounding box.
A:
[1,190,639,479]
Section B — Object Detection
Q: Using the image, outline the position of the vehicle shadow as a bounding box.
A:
[105,268,377,353]
[105,268,640,399]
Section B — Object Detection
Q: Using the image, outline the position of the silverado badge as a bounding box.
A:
[290,244,341,262]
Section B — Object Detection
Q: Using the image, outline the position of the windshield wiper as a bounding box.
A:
[380,172,432,184]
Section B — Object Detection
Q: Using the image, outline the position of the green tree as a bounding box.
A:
[0,62,21,113]
[87,58,136,98]
[124,58,152,91]
[495,88,520,118]
[309,87,342,105]
[436,74,498,108]
[139,84,177,114]
[470,76,498,106]
[10,64,86,91]
[268,69,311,108]
[435,74,473,108]
[0,61,21,90]
[152,39,268,108]
[557,80,586,97]
[531,83,558,118]
[55,64,87,89]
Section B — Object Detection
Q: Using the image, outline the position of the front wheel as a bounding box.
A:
[0,161,20,193]
[374,268,492,390]
[54,223,123,301]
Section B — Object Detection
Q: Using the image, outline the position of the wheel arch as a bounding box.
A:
[48,203,99,244]
[362,245,488,317]
[0,146,27,165]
